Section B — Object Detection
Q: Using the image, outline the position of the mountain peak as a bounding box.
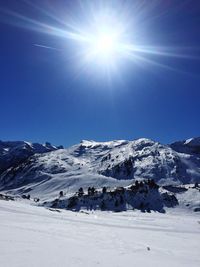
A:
[184,137,200,146]
[170,137,200,154]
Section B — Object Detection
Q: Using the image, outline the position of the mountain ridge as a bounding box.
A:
[0,137,200,199]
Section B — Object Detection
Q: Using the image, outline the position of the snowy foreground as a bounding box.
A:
[0,200,199,267]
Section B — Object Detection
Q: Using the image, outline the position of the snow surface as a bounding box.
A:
[0,199,199,267]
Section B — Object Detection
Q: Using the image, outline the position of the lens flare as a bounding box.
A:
[0,1,198,78]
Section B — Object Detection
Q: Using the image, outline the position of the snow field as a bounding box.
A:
[0,200,199,267]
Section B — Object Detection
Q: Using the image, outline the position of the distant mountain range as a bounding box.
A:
[0,137,199,199]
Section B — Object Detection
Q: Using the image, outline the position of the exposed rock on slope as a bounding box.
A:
[48,181,178,213]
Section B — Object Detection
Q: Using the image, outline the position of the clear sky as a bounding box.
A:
[0,0,200,147]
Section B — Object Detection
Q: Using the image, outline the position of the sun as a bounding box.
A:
[4,1,191,78]
[85,29,120,65]
[95,33,116,55]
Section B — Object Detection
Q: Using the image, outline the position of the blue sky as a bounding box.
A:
[0,0,200,147]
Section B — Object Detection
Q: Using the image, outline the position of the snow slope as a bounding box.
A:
[0,200,199,267]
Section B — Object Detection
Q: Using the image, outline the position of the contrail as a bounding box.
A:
[34,44,62,51]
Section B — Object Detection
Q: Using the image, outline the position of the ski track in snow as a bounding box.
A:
[0,200,199,267]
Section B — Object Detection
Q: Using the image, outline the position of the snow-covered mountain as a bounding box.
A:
[0,137,200,199]
[0,139,199,267]
[170,137,200,154]
[0,140,63,175]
